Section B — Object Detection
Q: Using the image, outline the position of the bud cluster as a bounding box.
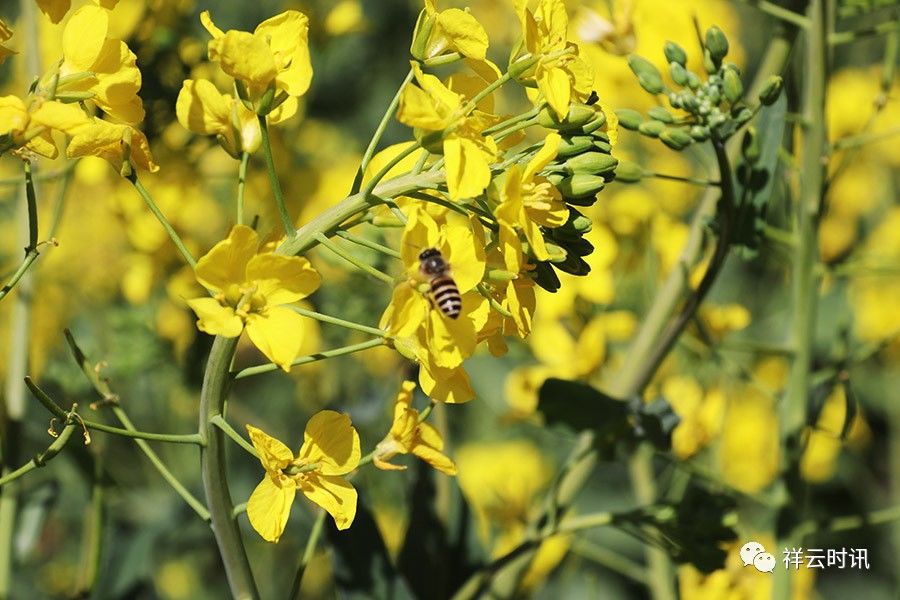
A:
[616,26,782,148]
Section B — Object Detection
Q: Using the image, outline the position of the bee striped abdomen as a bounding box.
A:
[430,275,461,319]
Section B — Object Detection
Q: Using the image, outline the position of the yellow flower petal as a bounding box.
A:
[419,360,475,404]
[194,225,259,292]
[524,133,560,181]
[301,474,357,530]
[444,136,491,200]
[176,79,231,136]
[255,10,312,97]
[245,307,307,372]
[538,65,572,120]
[411,440,457,475]
[246,424,294,470]
[247,474,295,542]
[186,297,244,337]
[200,10,224,38]
[434,8,488,60]
[245,253,321,306]
[444,223,486,293]
[209,30,278,89]
[299,410,361,476]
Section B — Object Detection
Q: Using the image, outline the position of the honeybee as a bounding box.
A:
[418,248,461,319]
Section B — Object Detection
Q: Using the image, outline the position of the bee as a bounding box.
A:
[418,248,461,319]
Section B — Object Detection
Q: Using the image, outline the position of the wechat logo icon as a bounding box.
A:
[740,541,776,573]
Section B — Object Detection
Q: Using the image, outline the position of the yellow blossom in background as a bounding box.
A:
[661,376,725,459]
[396,63,499,200]
[496,132,568,261]
[175,79,262,156]
[56,4,144,124]
[574,0,635,56]
[246,411,361,540]
[699,303,751,338]
[800,384,870,483]
[372,381,457,474]
[67,118,158,173]
[0,19,14,64]
[201,9,312,119]
[850,207,900,342]
[719,385,779,493]
[324,0,367,37]
[187,225,321,371]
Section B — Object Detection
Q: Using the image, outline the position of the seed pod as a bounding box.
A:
[616,108,643,130]
[614,159,646,183]
[565,152,619,175]
[659,127,693,150]
[758,75,783,105]
[538,103,596,130]
[557,174,606,203]
[638,120,665,138]
[663,41,688,66]
[648,106,675,123]
[705,26,729,64]
[741,127,760,164]
[723,68,743,104]
[627,55,665,95]
[670,62,689,87]
[557,135,595,158]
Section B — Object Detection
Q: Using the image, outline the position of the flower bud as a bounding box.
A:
[758,75,783,105]
[614,159,646,183]
[409,9,435,61]
[564,152,618,176]
[722,68,743,104]
[689,125,710,141]
[537,103,596,131]
[554,253,590,275]
[663,41,688,66]
[687,72,701,90]
[627,55,664,95]
[659,127,693,150]
[741,127,760,164]
[616,108,643,130]
[557,174,606,203]
[557,135,595,158]
[545,242,568,263]
[705,26,729,64]
[670,62,689,87]
[638,120,665,137]
[648,106,674,123]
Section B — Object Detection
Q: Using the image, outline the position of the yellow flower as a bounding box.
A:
[719,385,779,493]
[397,63,499,200]
[35,0,71,24]
[515,0,593,118]
[381,206,489,371]
[0,19,14,65]
[575,0,635,56]
[0,95,88,158]
[698,303,751,338]
[412,0,489,62]
[67,118,159,173]
[800,384,870,482]
[372,381,457,474]
[57,5,144,124]
[201,10,311,118]
[187,225,321,371]
[175,79,262,156]
[496,132,568,261]
[324,0,367,37]
[246,411,361,540]
[662,377,725,459]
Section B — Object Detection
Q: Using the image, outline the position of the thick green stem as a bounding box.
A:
[200,336,257,599]
[258,115,295,238]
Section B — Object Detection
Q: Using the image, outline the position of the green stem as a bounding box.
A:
[128,174,197,268]
[734,0,811,27]
[361,143,422,198]
[831,125,900,150]
[76,456,105,597]
[288,306,386,337]
[234,338,385,379]
[351,68,415,195]
[210,415,257,458]
[199,336,258,599]
[334,230,401,259]
[829,20,900,45]
[648,171,720,187]
[257,115,295,239]
[627,447,675,600]
[237,151,250,226]
[289,509,327,600]
[0,163,41,303]
[314,232,396,284]
[570,538,649,584]
[0,424,77,488]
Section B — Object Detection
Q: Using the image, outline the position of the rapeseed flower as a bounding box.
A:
[175,79,262,156]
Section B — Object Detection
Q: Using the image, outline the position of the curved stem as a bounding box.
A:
[128,174,197,269]
[199,336,258,599]
[237,151,250,226]
[289,509,327,600]
[257,115,295,238]
[0,162,41,303]
[313,232,396,284]
[0,424,77,488]
[234,338,385,379]
[210,415,257,458]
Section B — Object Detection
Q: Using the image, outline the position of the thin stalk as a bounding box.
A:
[734,0,811,27]
[776,2,827,598]
[648,171,720,187]
[829,20,900,45]
[0,424,77,488]
[210,415,258,458]
[237,152,250,226]
[831,125,900,151]
[234,338,385,379]
[0,163,41,303]
[361,143,421,198]
[287,307,386,337]
[570,538,649,584]
[351,68,415,195]
[257,115,295,238]
[289,509,327,600]
[313,232,396,284]
[128,174,197,268]
[75,456,105,597]
[335,230,402,259]
[199,336,258,599]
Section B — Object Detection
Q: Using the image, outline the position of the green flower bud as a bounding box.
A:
[545,242,569,263]
[734,106,753,125]
[705,26,729,64]
[703,49,717,75]
[687,72,701,90]
[663,41,688,66]
[741,127,760,164]
[670,62,689,87]
[486,269,519,282]
[614,159,646,183]
[689,125,710,141]
[554,253,591,275]
[616,108,643,130]
[593,139,612,153]
[638,120,665,138]
[557,174,606,204]
[723,68,743,104]
[580,114,607,134]
[659,127,694,150]
[545,172,565,186]
[557,135,595,158]
[758,75,783,105]
[409,9,435,61]
[564,152,619,175]
[648,106,675,123]
[627,55,665,95]
[537,103,596,130]
[531,261,561,293]
[571,211,593,233]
